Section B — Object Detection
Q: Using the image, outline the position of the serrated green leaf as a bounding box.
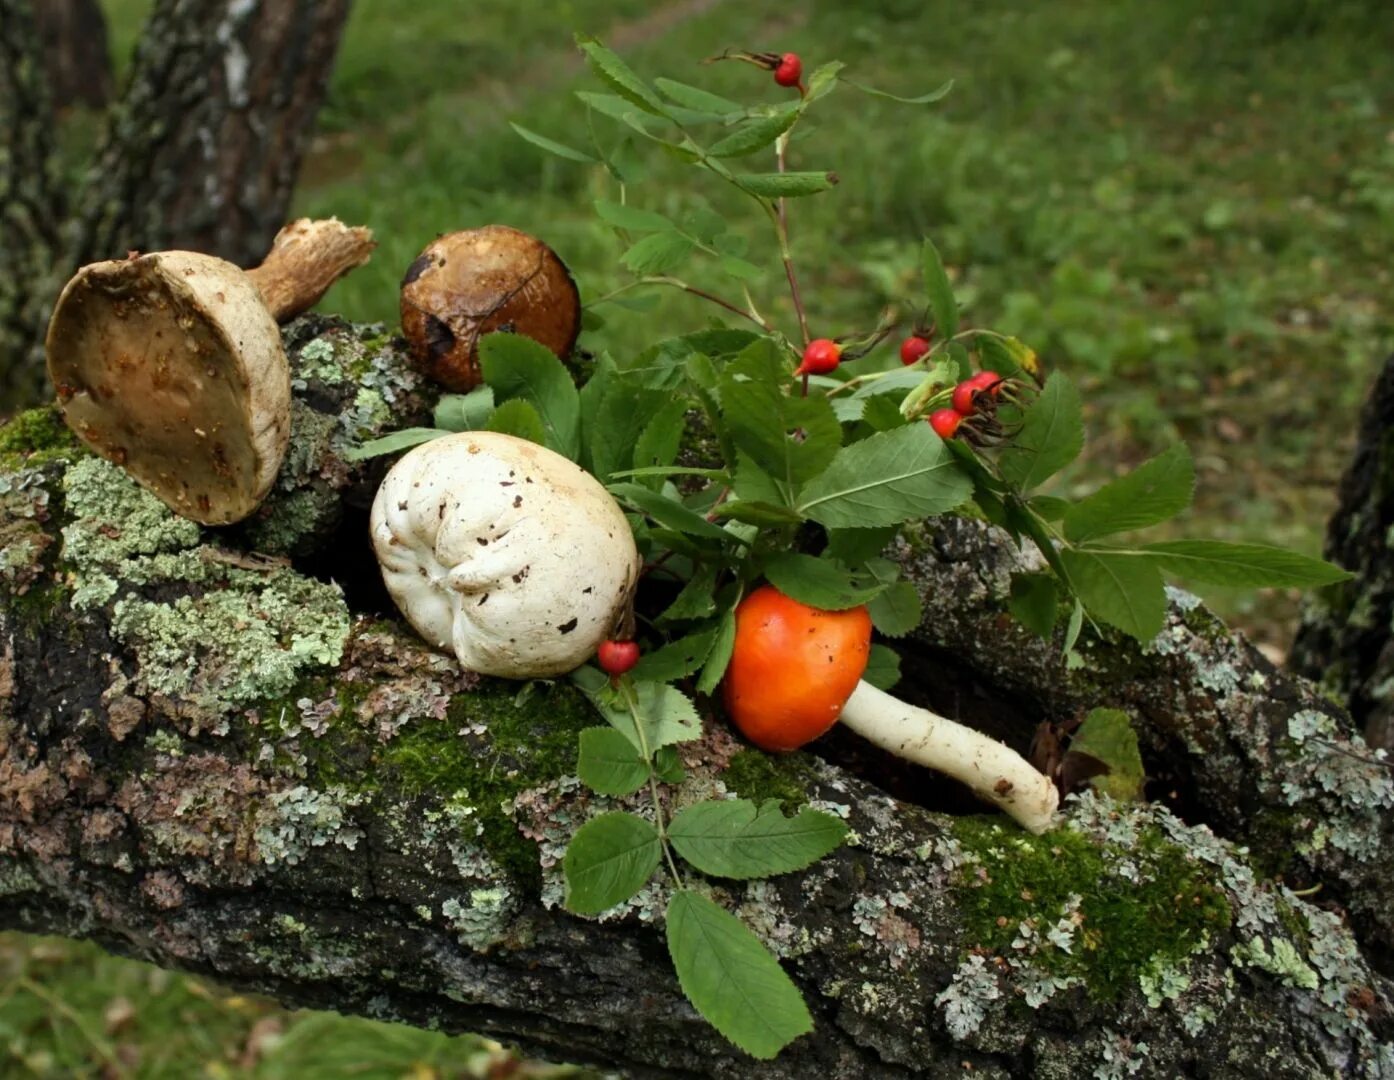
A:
[484,398,548,445]
[653,76,742,115]
[696,607,737,695]
[510,122,598,163]
[736,171,838,198]
[978,334,1041,379]
[803,61,844,103]
[576,90,659,127]
[595,199,675,233]
[571,670,703,753]
[632,624,719,682]
[610,482,736,543]
[1063,599,1085,655]
[1137,541,1350,587]
[1065,445,1195,543]
[844,77,953,104]
[714,500,803,525]
[797,423,972,528]
[921,236,959,340]
[709,105,801,158]
[731,449,789,507]
[622,231,696,275]
[434,387,494,432]
[577,728,651,796]
[576,35,671,117]
[669,799,847,879]
[864,643,902,690]
[826,526,897,564]
[1008,573,1060,639]
[343,427,446,461]
[719,253,764,282]
[589,383,669,483]
[1030,495,1071,522]
[478,333,580,459]
[721,340,841,492]
[1070,708,1146,801]
[851,368,928,399]
[666,890,813,1059]
[998,372,1083,492]
[632,398,690,491]
[563,812,661,915]
[860,395,908,432]
[655,745,687,784]
[764,553,886,610]
[658,564,719,623]
[868,581,922,637]
[1060,548,1167,641]
[623,329,760,389]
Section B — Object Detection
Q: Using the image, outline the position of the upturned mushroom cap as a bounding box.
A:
[399,226,581,391]
[46,251,290,526]
[370,432,640,679]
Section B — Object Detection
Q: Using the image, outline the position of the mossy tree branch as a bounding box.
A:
[0,321,1391,1075]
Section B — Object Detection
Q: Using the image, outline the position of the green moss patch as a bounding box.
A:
[952,816,1232,1001]
[0,405,76,458]
[722,749,818,813]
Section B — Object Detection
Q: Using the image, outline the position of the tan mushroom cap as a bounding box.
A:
[46,251,290,526]
[399,225,581,392]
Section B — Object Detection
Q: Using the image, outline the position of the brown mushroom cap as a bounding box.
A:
[399,225,581,391]
[46,251,291,526]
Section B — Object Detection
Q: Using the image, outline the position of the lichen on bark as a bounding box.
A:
[0,319,1391,1077]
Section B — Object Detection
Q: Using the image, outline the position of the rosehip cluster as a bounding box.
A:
[930,370,1006,441]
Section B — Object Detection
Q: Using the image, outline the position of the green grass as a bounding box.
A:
[11,0,1391,1072]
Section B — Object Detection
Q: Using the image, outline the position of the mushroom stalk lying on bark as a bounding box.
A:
[46,218,375,525]
[724,585,1059,833]
[370,432,640,678]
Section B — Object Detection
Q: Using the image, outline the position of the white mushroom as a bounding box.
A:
[46,218,375,525]
[370,432,641,678]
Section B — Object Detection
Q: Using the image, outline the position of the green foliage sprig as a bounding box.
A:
[350,34,1349,1059]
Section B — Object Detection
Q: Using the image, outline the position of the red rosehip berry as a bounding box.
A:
[899,335,931,366]
[597,639,640,677]
[773,52,803,88]
[797,338,841,376]
[929,409,963,439]
[951,371,1005,415]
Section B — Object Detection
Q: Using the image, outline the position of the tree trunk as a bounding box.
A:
[1,320,1391,1078]
[32,0,113,110]
[0,0,351,413]
[1291,355,1394,751]
[0,0,67,411]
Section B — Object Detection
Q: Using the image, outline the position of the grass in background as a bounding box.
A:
[5,0,1391,1074]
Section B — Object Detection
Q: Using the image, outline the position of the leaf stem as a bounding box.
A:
[772,131,811,346]
[644,276,772,331]
[621,679,686,888]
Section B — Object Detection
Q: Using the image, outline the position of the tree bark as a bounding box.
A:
[0,0,67,411]
[0,320,1391,1078]
[1292,354,1394,752]
[32,0,113,110]
[0,0,351,413]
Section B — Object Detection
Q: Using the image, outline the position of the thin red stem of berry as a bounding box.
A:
[774,135,810,346]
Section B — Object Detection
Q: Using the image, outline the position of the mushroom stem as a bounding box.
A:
[838,680,1060,833]
[245,218,376,322]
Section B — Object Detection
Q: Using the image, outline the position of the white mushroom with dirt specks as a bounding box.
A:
[370,431,641,678]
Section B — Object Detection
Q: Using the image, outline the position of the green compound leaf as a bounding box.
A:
[696,605,737,696]
[1008,572,1061,639]
[669,799,848,880]
[563,812,661,915]
[577,727,651,796]
[666,889,813,1059]
[621,231,696,275]
[797,422,972,529]
[998,372,1084,493]
[434,386,495,432]
[863,643,902,690]
[343,427,446,461]
[484,398,547,445]
[868,581,923,637]
[575,35,671,117]
[594,198,675,233]
[658,564,720,623]
[709,105,801,158]
[478,333,580,459]
[571,670,703,754]
[1069,708,1146,801]
[609,482,735,543]
[632,623,719,682]
[1064,444,1195,544]
[721,340,841,493]
[510,122,598,163]
[653,76,742,115]
[735,171,838,198]
[1137,541,1352,588]
[1060,548,1167,642]
[844,76,954,105]
[921,236,959,340]
[763,553,886,611]
[631,398,691,491]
